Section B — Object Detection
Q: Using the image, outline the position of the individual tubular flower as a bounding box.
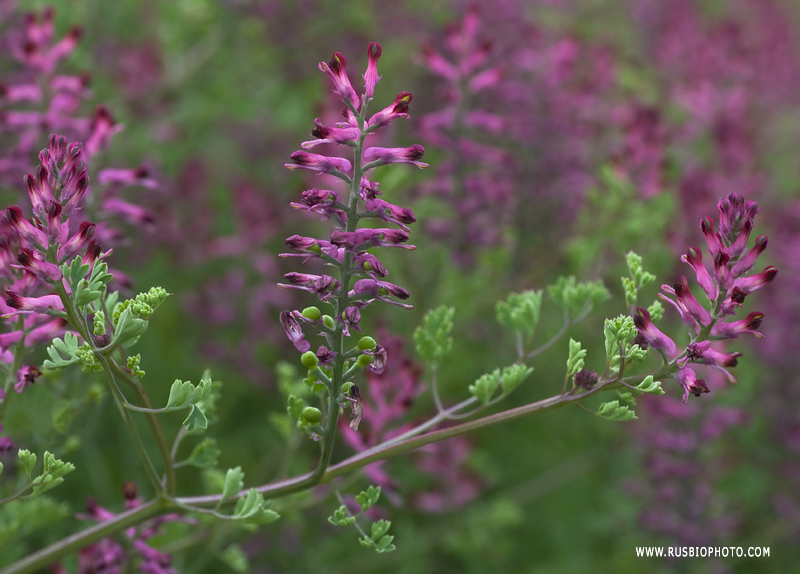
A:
[633,307,676,358]
[363,145,429,169]
[676,367,710,404]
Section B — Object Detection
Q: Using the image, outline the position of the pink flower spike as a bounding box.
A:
[97,165,158,188]
[732,266,778,295]
[713,252,733,291]
[633,307,677,358]
[24,167,55,219]
[0,83,42,102]
[368,92,412,128]
[676,367,710,404]
[363,145,428,169]
[285,151,352,176]
[420,44,459,82]
[684,341,742,368]
[319,52,360,110]
[3,291,65,316]
[660,277,712,327]
[102,198,157,228]
[350,278,412,309]
[15,365,42,394]
[280,310,311,353]
[681,247,717,301]
[12,248,62,282]
[301,119,362,149]
[5,206,48,248]
[730,235,768,277]
[700,217,725,256]
[727,218,754,259]
[58,221,95,261]
[710,312,765,339]
[84,106,122,157]
[363,42,382,99]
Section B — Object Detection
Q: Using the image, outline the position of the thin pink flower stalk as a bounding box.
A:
[280,43,423,346]
[279,44,425,468]
[634,193,776,404]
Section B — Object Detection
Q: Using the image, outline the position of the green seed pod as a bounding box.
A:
[357,336,377,350]
[356,354,373,368]
[302,406,322,424]
[300,351,319,370]
[301,306,322,321]
[322,315,335,329]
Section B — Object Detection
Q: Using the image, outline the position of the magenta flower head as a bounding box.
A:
[648,193,777,403]
[279,45,424,436]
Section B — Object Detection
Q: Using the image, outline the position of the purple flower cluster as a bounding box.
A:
[279,43,425,357]
[0,134,107,447]
[0,7,157,249]
[634,193,776,403]
[417,3,618,266]
[53,482,184,574]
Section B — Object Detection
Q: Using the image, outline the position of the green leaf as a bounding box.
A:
[496,290,543,339]
[548,276,610,318]
[185,438,221,468]
[468,369,501,405]
[220,544,249,573]
[17,450,36,481]
[183,405,208,432]
[499,364,532,398]
[221,467,244,501]
[597,400,637,421]
[0,461,3,476]
[413,306,454,364]
[42,332,81,370]
[110,307,149,348]
[371,519,391,541]
[232,489,280,524]
[166,378,212,410]
[31,452,75,495]
[328,505,356,527]
[355,485,381,512]
[635,375,665,395]
[566,338,587,378]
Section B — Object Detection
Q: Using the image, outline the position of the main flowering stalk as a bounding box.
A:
[279,44,426,480]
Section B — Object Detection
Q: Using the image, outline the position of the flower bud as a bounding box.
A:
[356,354,373,368]
[301,306,322,321]
[322,315,335,329]
[300,351,319,370]
[302,406,322,425]
[357,336,377,350]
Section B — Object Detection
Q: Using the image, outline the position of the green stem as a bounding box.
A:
[2,377,618,574]
[107,361,176,495]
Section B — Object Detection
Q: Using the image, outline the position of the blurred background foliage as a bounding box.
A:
[1,0,799,572]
